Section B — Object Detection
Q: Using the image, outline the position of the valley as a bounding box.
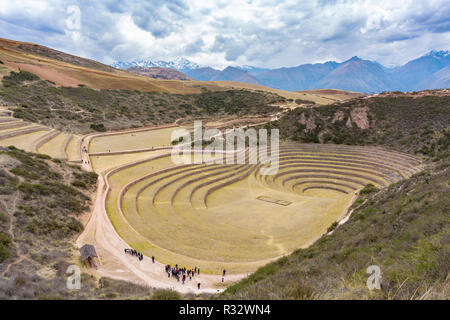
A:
[0,36,447,301]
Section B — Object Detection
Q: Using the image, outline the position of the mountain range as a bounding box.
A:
[112,57,199,73]
[112,50,450,93]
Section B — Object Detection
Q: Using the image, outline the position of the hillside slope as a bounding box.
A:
[0,37,328,102]
[271,92,449,159]
[221,91,449,299]
[0,70,282,133]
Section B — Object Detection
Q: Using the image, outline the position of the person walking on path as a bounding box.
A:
[152,256,155,263]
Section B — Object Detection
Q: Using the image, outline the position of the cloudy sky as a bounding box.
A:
[0,0,449,69]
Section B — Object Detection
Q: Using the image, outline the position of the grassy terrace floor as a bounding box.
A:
[99,142,421,274]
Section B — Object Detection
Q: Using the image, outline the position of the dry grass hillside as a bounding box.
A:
[0,70,283,134]
[297,89,366,103]
[268,91,449,159]
[0,37,341,103]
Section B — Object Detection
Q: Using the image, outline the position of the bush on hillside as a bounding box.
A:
[90,123,106,132]
[295,99,316,105]
[151,289,181,300]
[0,232,12,262]
[2,70,40,87]
[360,183,378,195]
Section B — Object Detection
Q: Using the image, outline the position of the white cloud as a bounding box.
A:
[0,0,448,68]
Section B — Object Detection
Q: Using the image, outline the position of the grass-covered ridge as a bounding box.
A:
[269,93,449,160]
[0,71,283,134]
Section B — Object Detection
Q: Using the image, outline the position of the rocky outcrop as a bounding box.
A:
[332,110,345,123]
[299,112,317,130]
[350,106,370,129]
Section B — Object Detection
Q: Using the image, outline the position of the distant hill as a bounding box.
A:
[209,66,261,84]
[392,50,450,90]
[0,37,328,101]
[237,65,270,75]
[113,51,450,93]
[184,67,220,81]
[124,66,191,80]
[256,61,339,91]
[416,65,450,90]
[314,57,399,93]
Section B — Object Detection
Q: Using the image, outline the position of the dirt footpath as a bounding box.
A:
[76,175,246,294]
[77,127,246,294]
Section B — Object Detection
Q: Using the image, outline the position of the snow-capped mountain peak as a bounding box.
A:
[111,58,199,71]
[426,50,450,59]
[166,57,200,70]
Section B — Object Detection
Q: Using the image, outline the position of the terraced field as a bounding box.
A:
[37,131,72,159]
[0,112,80,161]
[0,112,177,163]
[65,134,83,162]
[88,126,177,154]
[0,117,52,152]
[102,143,422,274]
[0,111,423,276]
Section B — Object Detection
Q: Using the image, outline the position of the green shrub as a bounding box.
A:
[0,170,18,195]
[327,221,338,233]
[18,183,50,196]
[0,232,12,262]
[151,289,181,300]
[295,99,316,105]
[2,70,40,87]
[360,183,378,195]
[90,123,106,132]
[71,180,87,188]
[0,212,6,224]
[10,167,39,180]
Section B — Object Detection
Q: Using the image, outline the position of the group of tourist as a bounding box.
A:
[122,250,228,290]
[165,264,201,285]
[124,248,143,261]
